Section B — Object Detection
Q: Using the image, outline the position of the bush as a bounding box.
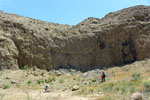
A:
[0,93,5,100]
[27,80,32,86]
[144,81,150,92]
[102,82,115,92]
[91,78,97,82]
[21,65,29,70]
[89,88,94,94]
[0,71,3,76]
[115,86,120,91]
[109,82,115,87]
[77,76,81,81]
[3,84,10,89]
[77,87,95,95]
[120,85,126,93]
[59,79,64,84]
[37,79,45,84]
[77,87,87,95]
[132,73,141,80]
[127,81,132,87]
[55,28,60,31]
[130,86,135,93]
[45,76,56,83]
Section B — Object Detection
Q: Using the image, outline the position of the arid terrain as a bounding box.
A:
[1,5,150,71]
[0,5,150,100]
[0,58,150,100]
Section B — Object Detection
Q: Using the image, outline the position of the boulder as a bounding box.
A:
[10,80,16,84]
[72,85,79,91]
[130,92,145,100]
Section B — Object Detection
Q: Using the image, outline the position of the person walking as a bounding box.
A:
[101,71,106,82]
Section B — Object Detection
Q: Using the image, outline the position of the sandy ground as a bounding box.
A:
[0,70,98,100]
[1,59,150,100]
[0,88,96,100]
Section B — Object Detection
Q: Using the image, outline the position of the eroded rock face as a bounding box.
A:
[0,5,150,71]
[0,31,18,69]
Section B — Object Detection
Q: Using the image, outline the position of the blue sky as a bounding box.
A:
[0,0,149,25]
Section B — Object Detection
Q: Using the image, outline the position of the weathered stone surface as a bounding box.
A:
[130,92,145,100]
[0,5,150,71]
[72,85,79,91]
[0,31,18,70]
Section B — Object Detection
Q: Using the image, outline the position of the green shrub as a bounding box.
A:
[102,82,115,92]
[45,79,50,83]
[127,81,132,87]
[21,65,29,70]
[105,96,112,100]
[27,80,32,86]
[3,84,10,89]
[144,81,150,92]
[109,82,115,87]
[77,76,81,81]
[132,72,141,80]
[115,86,120,91]
[0,93,5,99]
[89,81,92,85]
[130,86,135,93]
[77,87,88,95]
[26,71,30,77]
[102,86,109,91]
[89,88,94,93]
[102,86,112,91]
[77,87,94,95]
[37,79,45,84]
[92,78,97,82]
[45,76,56,83]
[120,85,126,93]
[55,28,60,31]
[59,79,64,84]
[0,71,3,76]
[26,92,32,100]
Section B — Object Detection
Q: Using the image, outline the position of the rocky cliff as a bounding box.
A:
[0,5,150,71]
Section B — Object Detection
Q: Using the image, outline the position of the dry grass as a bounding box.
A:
[1,59,150,100]
[93,60,150,100]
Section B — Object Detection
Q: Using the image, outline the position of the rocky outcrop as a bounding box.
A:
[0,5,150,71]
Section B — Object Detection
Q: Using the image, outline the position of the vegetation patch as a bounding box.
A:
[45,76,56,83]
[27,80,32,86]
[132,72,141,80]
[59,79,64,84]
[0,71,4,76]
[0,93,5,100]
[37,79,45,84]
[143,81,150,92]
[3,84,10,89]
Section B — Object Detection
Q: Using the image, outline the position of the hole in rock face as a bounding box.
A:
[121,38,137,64]
[99,40,105,49]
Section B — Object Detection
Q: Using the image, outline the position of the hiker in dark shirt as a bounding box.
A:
[44,84,50,93]
[101,71,106,82]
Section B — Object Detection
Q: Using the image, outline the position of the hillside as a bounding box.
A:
[0,5,150,71]
[0,58,150,100]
